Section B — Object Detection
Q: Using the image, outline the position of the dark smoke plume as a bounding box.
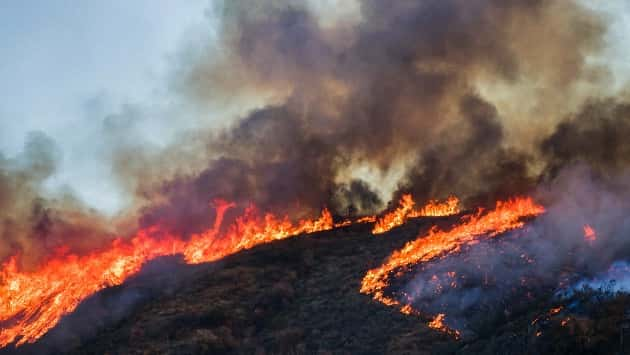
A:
[542,98,630,179]
[135,0,610,236]
[1,0,626,263]
[2,1,630,351]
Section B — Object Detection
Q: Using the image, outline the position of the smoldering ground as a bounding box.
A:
[398,165,630,336]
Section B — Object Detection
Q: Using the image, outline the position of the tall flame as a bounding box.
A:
[410,196,460,218]
[0,194,541,347]
[372,195,460,234]
[0,201,332,348]
[361,197,545,334]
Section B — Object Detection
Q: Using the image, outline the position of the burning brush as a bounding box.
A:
[0,201,333,348]
[0,194,458,349]
[361,197,545,336]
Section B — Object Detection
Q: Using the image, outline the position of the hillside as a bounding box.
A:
[8,215,629,355]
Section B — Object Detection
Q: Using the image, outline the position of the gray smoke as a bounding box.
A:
[1,0,628,275]
[401,165,630,335]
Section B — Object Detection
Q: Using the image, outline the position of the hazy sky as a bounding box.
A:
[0,0,211,213]
[0,0,628,215]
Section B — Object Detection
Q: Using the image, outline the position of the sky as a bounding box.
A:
[0,1,213,151]
[0,0,211,214]
[580,0,630,89]
[0,0,628,215]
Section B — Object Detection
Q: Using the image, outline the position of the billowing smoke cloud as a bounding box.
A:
[2,1,630,351]
[1,0,628,265]
[542,98,630,178]
[134,0,612,236]
[395,95,535,206]
[0,132,115,269]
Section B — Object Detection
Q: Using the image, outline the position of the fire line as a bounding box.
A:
[0,194,471,348]
[360,196,545,336]
[372,195,460,234]
[0,200,333,348]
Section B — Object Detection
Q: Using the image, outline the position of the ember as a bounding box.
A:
[583,224,597,244]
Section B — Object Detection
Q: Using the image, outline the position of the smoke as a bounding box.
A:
[132,0,613,236]
[1,0,628,276]
[559,261,630,298]
[541,98,630,178]
[1,0,630,350]
[395,95,536,206]
[0,132,115,269]
[400,164,630,335]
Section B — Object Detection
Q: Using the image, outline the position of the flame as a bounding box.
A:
[0,201,332,348]
[361,196,545,335]
[372,194,416,234]
[356,215,377,223]
[400,304,418,315]
[583,224,597,244]
[532,305,564,325]
[427,313,460,338]
[372,195,460,234]
[428,313,447,329]
[409,196,460,218]
[0,195,544,347]
[334,219,353,228]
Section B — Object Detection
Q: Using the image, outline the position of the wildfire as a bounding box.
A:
[410,196,460,218]
[0,200,332,348]
[372,195,460,234]
[531,306,564,326]
[583,224,597,244]
[334,219,353,228]
[0,194,544,347]
[357,216,377,223]
[361,196,545,335]
[427,313,460,338]
[332,214,380,228]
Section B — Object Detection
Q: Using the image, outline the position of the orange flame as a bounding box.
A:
[583,224,597,244]
[531,306,563,325]
[0,201,332,348]
[334,219,353,228]
[427,313,460,338]
[372,195,460,234]
[409,196,460,218]
[356,215,377,223]
[361,197,545,335]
